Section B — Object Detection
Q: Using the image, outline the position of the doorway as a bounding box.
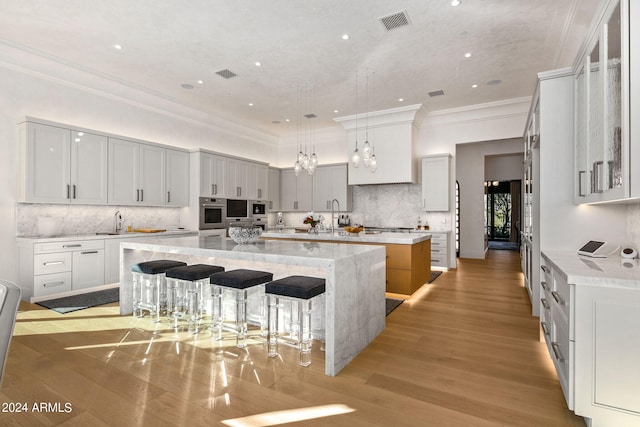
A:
[485,180,521,250]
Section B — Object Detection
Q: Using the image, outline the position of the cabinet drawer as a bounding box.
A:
[34,252,72,275]
[553,272,571,322]
[34,272,72,297]
[34,239,104,254]
[552,313,573,409]
[430,233,448,242]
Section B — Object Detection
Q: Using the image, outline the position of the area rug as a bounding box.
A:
[36,288,119,314]
[385,298,403,316]
[429,271,442,283]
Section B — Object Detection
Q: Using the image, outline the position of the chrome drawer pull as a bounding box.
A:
[551,342,565,363]
[541,321,550,336]
[541,281,548,291]
[541,298,550,310]
[43,281,64,288]
[541,265,551,273]
[81,251,99,255]
[43,261,64,266]
[62,244,82,248]
[551,291,565,306]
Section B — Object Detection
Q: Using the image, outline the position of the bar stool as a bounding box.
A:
[266,275,325,367]
[131,260,187,322]
[209,269,273,348]
[165,264,225,333]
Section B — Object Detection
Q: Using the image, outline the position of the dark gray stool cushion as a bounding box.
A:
[210,269,273,289]
[266,276,326,300]
[132,260,186,275]
[166,264,224,281]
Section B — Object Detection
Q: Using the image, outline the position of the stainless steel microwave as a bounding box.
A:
[199,197,226,229]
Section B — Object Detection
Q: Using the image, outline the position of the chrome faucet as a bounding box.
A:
[330,199,340,234]
[114,210,122,233]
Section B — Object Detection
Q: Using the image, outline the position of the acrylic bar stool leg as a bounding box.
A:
[267,295,279,358]
[211,286,223,341]
[235,289,248,348]
[300,299,312,367]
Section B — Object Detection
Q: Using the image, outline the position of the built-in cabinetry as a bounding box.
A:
[200,152,227,197]
[18,239,105,301]
[268,167,281,211]
[574,0,639,204]
[18,118,190,207]
[541,252,640,426]
[421,155,451,211]
[280,164,352,212]
[197,150,269,201]
[18,121,108,205]
[429,231,449,270]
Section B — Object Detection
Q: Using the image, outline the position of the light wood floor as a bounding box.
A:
[2,250,584,426]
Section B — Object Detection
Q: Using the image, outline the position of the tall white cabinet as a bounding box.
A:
[421,154,451,211]
[18,121,108,205]
[166,149,190,206]
[312,164,352,211]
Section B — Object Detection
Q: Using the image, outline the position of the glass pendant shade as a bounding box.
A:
[294,160,302,176]
[297,151,305,163]
[369,154,378,172]
[363,156,371,168]
[351,147,361,168]
[302,153,310,169]
[310,152,318,167]
[362,140,372,159]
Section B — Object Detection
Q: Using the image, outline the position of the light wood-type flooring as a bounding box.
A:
[1,250,584,426]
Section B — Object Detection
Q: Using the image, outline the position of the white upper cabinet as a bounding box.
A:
[421,154,451,211]
[165,149,189,207]
[226,158,248,198]
[254,164,269,200]
[19,121,107,204]
[312,164,352,211]
[108,138,166,206]
[268,167,281,211]
[280,168,312,211]
[200,152,228,198]
[574,0,636,203]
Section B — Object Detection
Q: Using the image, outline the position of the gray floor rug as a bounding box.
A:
[36,288,119,314]
[429,271,442,283]
[386,298,403,316]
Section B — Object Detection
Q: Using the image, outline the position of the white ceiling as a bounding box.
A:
[0,0,601,137]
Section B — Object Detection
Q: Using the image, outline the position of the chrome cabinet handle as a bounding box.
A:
[269,201,273,210]
[136,189,140,201]
[551,342,565,363]
[578,170,586,196]
[258,188,262,199]
[43,261,64,266]
[140,189,144,202]
[541,321,550,336]
[43,281,64,288]
[541,265,551,274]
[62,244,82,248]
[67,184,70,199]
[592,161,604,193]
[167,191,171,203]
[80,251,98,255]
[541,298,550,310]
[551,291,565,306]
[73,184,77,199]
[541,281,548,291]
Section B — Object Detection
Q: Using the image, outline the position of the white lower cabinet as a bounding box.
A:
[18,239,105,301]
[429,231,449,269]
[541,252,640,426]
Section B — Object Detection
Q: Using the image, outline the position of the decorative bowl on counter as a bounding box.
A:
[228,226,263,244]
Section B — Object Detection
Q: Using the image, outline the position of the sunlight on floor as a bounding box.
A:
[221,404,355,426]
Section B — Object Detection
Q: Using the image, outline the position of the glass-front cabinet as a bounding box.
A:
[574,0,632,204]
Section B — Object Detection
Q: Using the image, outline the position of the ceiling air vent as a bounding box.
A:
[216,69,237,79]
[379,10,411,32]
[304,113,317,119]
[428,90,445,97]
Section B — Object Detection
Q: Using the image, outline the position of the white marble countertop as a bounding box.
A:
[16,229,198,243]
[120,235,384,265]
[542,250,640,289]
[262,229,431,245]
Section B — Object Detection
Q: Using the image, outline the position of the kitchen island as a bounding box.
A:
[262,229,432,295]
[119,235,386,376]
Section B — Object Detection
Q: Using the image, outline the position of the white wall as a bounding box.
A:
[485,154,524,182]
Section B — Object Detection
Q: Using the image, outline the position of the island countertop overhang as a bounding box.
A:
[261,230,431,245]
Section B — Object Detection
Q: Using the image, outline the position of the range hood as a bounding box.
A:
[334,104,423,185]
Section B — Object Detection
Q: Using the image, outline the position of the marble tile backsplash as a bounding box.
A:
[16,204,182,237]
[270,183,451,231]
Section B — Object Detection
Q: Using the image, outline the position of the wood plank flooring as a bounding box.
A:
[1,250,584,426]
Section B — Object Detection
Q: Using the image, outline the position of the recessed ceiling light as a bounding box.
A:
[487,79,502,86]
[334,110,339,113]
[464,52,472,58]
[181,83,194,90]
[342,34,350,40]
[472,84,478,88]
[248,103,254,106]
[77,132,84,136]
[113,44,124,50]
[285,119,290,122]
[451,0,462,6]
[197,80,204,84]
[255,61,262,67]
[398,98,404,102]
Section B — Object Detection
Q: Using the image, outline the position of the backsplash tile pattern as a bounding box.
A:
[16,204,182,237]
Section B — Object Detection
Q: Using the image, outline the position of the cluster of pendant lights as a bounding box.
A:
[293,83,319,176]
[351,71,377,172]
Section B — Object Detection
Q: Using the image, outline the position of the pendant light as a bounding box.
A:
[362,72,372,166]
[293,83,319,175]
[352,71,361,168]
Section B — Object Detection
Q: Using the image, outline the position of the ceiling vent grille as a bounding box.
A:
[428,90,445,97]
[216,69,237,79]
[379,10,411,32]
[304,113,317,119]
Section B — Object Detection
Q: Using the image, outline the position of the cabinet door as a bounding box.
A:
[70,130,108,205]
[422,155,450,211]
[256,164,269,200]
[211,155,228,197]
[246,162,258,199]
[574,65,589,202]
[166,149,189,206]
[227,158,248,198]
[312,164,351,211]
[108,138,139,205]
[24,122,71,203]
[138,144,166,206]
[280,169,311,211]
[268,168,280,211]
[72,249,105,290]
[200,153,214,197]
